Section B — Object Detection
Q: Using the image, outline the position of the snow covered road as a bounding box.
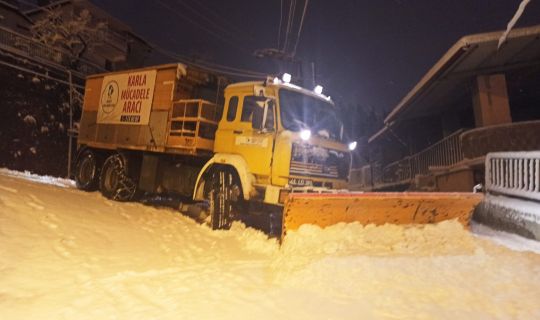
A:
[1,169,540,319]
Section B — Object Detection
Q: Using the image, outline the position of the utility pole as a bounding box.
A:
[67,70,73,179]
[253,48,316,88]
[253,48,296,76]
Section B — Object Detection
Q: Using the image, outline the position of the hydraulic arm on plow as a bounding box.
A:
[73,64,483,240]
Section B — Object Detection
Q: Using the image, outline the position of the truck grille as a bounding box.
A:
[290,143,350,179]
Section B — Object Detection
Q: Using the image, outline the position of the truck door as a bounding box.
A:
[232,95,276,184]
[213,95,240,152]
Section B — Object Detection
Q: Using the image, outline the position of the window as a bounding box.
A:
[241,96,260,122]
[226,96,238,121]
[279,89,342,140]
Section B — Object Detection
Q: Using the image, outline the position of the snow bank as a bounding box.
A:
[1,169,539,319]
[0,168,74,188]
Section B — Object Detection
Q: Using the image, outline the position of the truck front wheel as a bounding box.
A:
[205,167,244,230]
[99,153,138,201]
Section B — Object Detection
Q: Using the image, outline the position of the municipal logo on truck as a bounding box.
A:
[100,80,119,114]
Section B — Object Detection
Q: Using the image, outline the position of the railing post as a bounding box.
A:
[494,158,499,188]
[536,159,540,192]
[500,158,504,187]
[527,159,532,191]
[518,159,522,190]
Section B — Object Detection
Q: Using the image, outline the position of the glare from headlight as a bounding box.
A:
[300,129,311,141]
[282,73,292,84]
[348,141,357,151]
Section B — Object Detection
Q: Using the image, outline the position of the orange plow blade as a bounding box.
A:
[282,192,483,238]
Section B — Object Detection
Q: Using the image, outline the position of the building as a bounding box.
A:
[25,0,152,72]
[353,25,540,192]
[0,0,152,177]
[0,1,32,34]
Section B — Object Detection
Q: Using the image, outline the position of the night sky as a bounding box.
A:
[91,0,540,115]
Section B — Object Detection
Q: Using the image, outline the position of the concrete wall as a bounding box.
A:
[461,120,540,159]
[435,168,475,192]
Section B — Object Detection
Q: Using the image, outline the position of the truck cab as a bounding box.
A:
[195,78,352,214]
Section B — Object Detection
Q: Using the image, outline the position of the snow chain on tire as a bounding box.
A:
[206,168,243,230]
[100,154,138,201]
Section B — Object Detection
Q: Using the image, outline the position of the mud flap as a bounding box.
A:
[281,192,483,239]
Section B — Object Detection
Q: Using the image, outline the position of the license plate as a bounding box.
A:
[288,178,313,187]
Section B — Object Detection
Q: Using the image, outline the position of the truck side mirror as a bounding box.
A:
[263,100,275,132]
[251,99,275,132]
[251,105,264,131]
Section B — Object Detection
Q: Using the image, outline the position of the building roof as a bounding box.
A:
[369,24,540,143]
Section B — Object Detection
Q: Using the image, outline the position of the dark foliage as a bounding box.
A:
[0,66,80,177]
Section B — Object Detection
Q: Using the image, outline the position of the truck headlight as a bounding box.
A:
[300,129,311,141]
[348,141,357,151]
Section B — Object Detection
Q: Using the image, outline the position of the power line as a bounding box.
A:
[173,0,253,47]
[149,40,265,75]
[153,0,249,52]
[182,0,250,39]
[282,0,296,52]
[292,0,309,56]
[150,43,268,78]
[277,0,284,48]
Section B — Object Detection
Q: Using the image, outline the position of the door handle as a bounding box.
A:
[233,130,243,134]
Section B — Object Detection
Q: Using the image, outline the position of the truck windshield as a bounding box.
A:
[279,89,342,140]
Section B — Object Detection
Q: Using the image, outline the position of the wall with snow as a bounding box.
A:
[474,193,540,240]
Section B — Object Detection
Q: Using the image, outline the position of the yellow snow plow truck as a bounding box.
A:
[74,63,482,239]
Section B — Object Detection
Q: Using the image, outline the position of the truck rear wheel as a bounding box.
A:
[205,167,244,230]
[99,153,138,201]
[74,149,101,191]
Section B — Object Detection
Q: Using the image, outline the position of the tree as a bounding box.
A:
[31,6,107,68]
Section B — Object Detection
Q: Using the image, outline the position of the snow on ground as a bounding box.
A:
[472,222,540,254]
[1,169,540,319]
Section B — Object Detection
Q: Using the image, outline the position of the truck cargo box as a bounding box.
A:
[78,63,224,157]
